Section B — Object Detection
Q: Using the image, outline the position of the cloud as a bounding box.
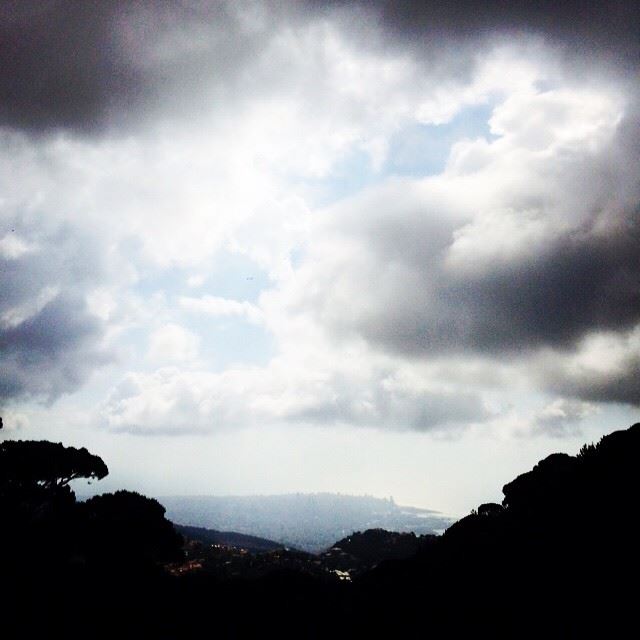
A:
[180,296,263,325]
[0,293,109,404]
[0,410,29,433]
[0,232,36,259]
[3,2,639,436]
[329,1,640,64]
[0,1,488,137]
[102,29,640,433]
[0,1,141,133]
[101,352,490,435]
[270,83,639,366]
[0,215,111,405]
[0,1,275,134]
[147,323,200,364]
[533,398,598,437]
[536,327,640,405]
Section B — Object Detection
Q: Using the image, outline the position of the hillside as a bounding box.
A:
[159,492,453,552]
[174,524,284,553]
[3,423,639,638]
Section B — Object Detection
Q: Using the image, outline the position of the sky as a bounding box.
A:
[1,0,639,516]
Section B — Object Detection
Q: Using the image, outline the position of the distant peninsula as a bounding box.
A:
[158,492,453,553]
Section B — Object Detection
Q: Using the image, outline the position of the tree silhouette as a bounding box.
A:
[82,490,184,564]
[0,440,108,496]
[477,502,504,516]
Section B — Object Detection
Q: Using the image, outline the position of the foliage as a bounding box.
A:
[82,490,184,563]
[0,440,108,494]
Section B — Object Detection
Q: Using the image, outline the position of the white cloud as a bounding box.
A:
[0,411,29,432]
[0,232,36,259]
[534,398,599,436]
[148,323,200,364]
[180,295,263,324]
[186,274,206,288]
[101,341,491,435]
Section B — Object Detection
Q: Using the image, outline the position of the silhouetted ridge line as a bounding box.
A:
[1,424,639,638]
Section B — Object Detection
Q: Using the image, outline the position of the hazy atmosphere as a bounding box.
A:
[1,0,639,516]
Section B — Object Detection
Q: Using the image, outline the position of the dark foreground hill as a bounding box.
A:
[2,423,639,638]
[175,524,285,553]
[355,422,640,637]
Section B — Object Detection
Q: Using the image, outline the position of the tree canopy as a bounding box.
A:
[0,440,108,494]
[82,490,184,563]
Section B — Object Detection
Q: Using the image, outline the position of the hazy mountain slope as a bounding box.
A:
[159,493,453,552]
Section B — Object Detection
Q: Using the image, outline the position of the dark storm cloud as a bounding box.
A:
[4,1,638,135]
[0,0,271,134]
[555,361,640,406]
[309,132,640,362]
[0,1,137,133]
[540,347,640,406]
[316,0,640,63]
[0,294,108,404]
[366,218,640,357]
[0,221,110,404]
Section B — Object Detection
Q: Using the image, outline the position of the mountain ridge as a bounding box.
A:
[158,492,453,553]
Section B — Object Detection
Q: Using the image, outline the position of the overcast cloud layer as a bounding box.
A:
[1,1,639,440]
